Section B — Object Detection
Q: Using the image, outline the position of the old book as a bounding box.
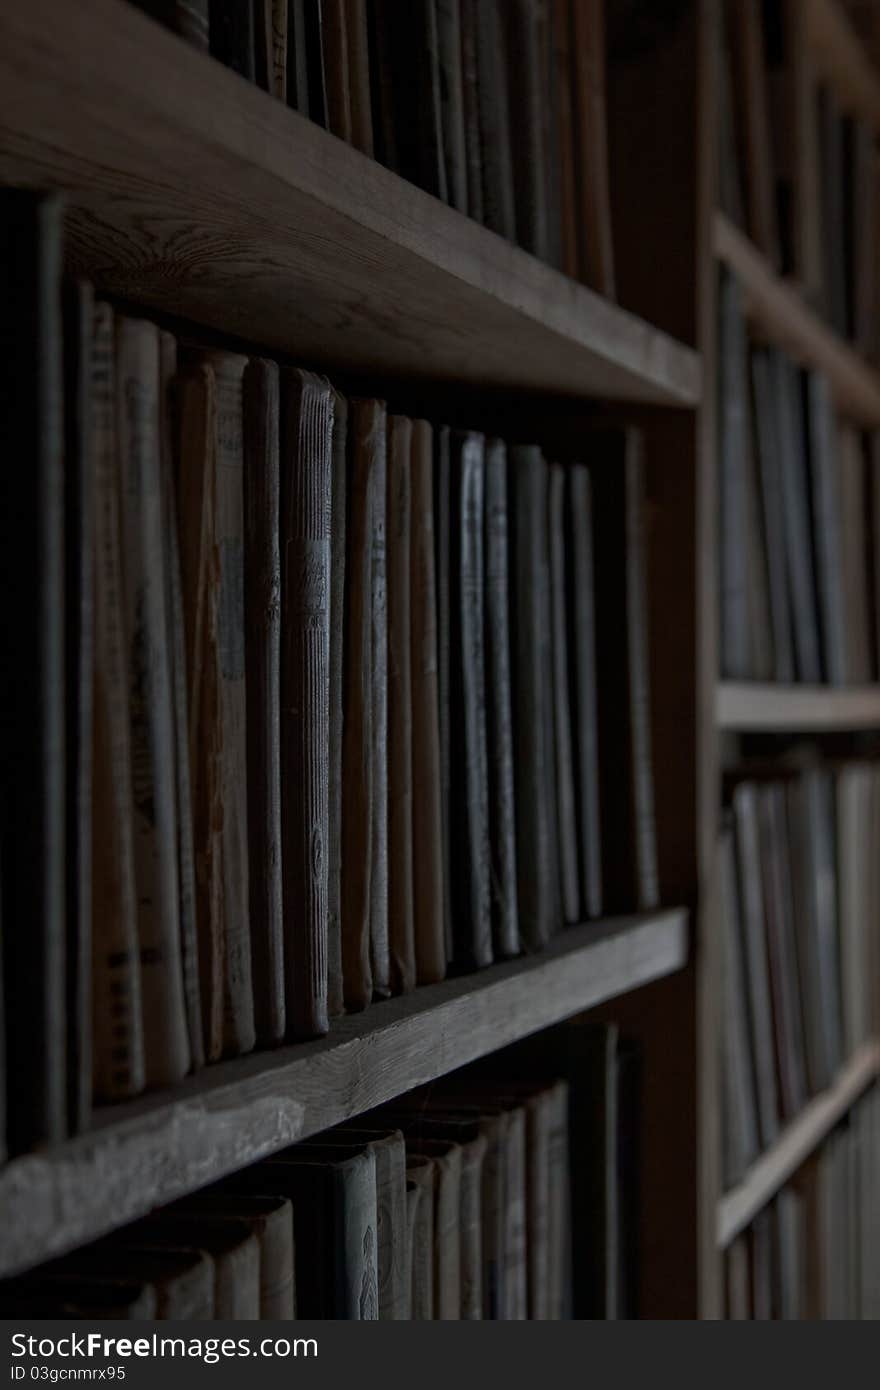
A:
[387,415,416,994]
[720,826,760,1187]
[158,333,203,1072]
[510,446,556,949]
[117,316,191,1090]
[718,269,752,679]
[458,1130,487,1319]
[785,774,830,1095]
[177,351,255,1060]
[540,0,562,269]
[406,1157,436,1319]
[209,0,256,78]
[563,1023,618,1317]
[751,349,795,683]
[732,782,780,1148]
[362,402,391,999]
[333,1126,408,1319]
[287,0,310,113]
[500,1105,528,1319]
[243,360,284,1044]
[410,419,445,985]
[776,354,822,682]
[549,463,580,925]
[484,440,519,959]
[727,0,780,264]
[836,764,872,1056]
[567,465,602,918]
[63,1247,214,1319]
[474,0,516,238]
[322,0,353,142]
[371,2,446,199]
[90,301,145,1104]
[345,0,374,154]
[589,429,659,912]
[269,0,288,98]
[327,391,348,1016]
[129,1215,261,1319]
[571,0,615,295]
[505,0,549,258]
[802,768,844,1079]
[407,1138,462,1320]
[341,400,378,1010]
[280,369,333,1038]
[436,0,468,213]
[757,785,807,1121]
[63,281,94,1134]
[253,0,271,88]
[450,432,492,967]
[434,427,454,962]
[546,1079,570,1320]
[172,1192,295,1317]
[458,0,484,223]
[805,372,847,684]
[818,83,849,336]
[838,425,872,684]
[131,1,210,47]
[552,0,578,277]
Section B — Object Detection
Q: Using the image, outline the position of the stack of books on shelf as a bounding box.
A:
[130,0,615,294]
[0,186,659,1159]
[718,268,880,684]
[720,0,879,348]
[720,755,880,1190]
[0,1024,640,1320]
[725,1085,880,1320]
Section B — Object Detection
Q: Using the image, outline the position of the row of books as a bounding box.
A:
[0,188,658,1159]
[130,0,616,294]
[0,1027,640,1319]
[718,269,880,685]
[721,757,880,1191]
[720,0,879,354]
[725,1086,880,1320]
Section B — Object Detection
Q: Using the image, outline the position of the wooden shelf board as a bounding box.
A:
[805,0,880,129]
[0,909,687,1278]
[717,680,880,731]
[714,212,880,426]
[0,0,700,407]
[717,1040,880,1248]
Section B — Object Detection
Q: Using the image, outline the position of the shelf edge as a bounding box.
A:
[716,681,880,731]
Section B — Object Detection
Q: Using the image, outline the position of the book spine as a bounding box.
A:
[502,1108,528,1319]
[458,0,484,223]
[750,350,795,683]
[327,392,348,1017]
[90,300,146,1102]
[434,427,454,965]
[552,0,578,278]
[474,0,516,238]
[387,416,416,994]
[546,1080,571,1319]
[368,403,390,998]
[568,466,602,918]
[459,1135,487,1318]
[436,0,469,213]
[281,369,333,1038]
[322,0,353,142]
[271,0,288,99]
[63,280,95,1134]
[406,1161,436,1319]
[623,435,659,911]
[116,317,191,1089]
[571,0,615,295]
[243,359,285,1044]
[505,0,549,259]
[806,371,848,685]
[176,1,210,48]
[287,0,311,114]
[410,420,446,986]
[484,440,519,959]
[341,400,375,1011]
[338,1152,380,1319]
[367,1135,408,1320]
[548,463,580,924]
[345,0,374,155]
[253,0,272,89]
[525,1093,552,1320]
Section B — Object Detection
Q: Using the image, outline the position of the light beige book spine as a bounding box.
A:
[459,1133,487,1319]
[116,316,190,1088]
[407,1157,436,1320]
[90,301,145,1102]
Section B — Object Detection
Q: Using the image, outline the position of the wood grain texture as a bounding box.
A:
[716,680,880,730]
[0,0,699,407]
[715,212,880,425]
[717,1039,880,1247]
[0,909,687,1279]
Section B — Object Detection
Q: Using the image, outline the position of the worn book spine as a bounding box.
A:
[622,433,659,910]
[142,1216,261,1319]
[63,280,95,1135]
[365,0,396,168]
[546,1080,570,1319]
[718,269,752,679]
[345,0,374,154]
[505,0,549,258]
[474,0,516,238]
[406,1159,436,1319]
[458,0,484,223]
[90,301,146,1103]
[209,0,256,78]
[270,0,287,98]
[757,786,807,1121]
[341,400,376,1011]
[335,1128,408,1320]
[0,190,67,1148]
[776,352,822,682]
[511,446,555,949]
[386,416,416,994]
[806,371,848,684]
[484,440,519,958]
[567,466,602,918]
[287,0,310,113]
[751,349,795,683]
[158,333,204,1072]
[116,316,191,1089]
[412,1142,462,1320]
[367,402,390,998]
[553,0,579,278]
[334,1152,379,1319]
[838,424,872,684]
[322,0,353,142]
[720,825,760,1186]
[501,1107,528,1320]
[548,463,580,924]
[280,369,333,1038]
[451,433,492,968]
[327,392,348,1017]
[199,350,256,1057]
[410,420,446,985]
[436,0,469,213]
[459,1133,487,1319]
[243,359,285,1044]
[571,0,615,295]
[732,782,780,1148]
[176,1193,296,1318]
[434,427,454,964]
[253,0,271,89]
[524,1090,553,1320]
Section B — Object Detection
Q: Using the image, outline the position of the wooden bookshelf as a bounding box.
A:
[716,681,880,731]
[805,0,880,129]
[0,0,700,407]
[0,910,687,1280]
[714,212,880,426]
[717,1040,880,1248]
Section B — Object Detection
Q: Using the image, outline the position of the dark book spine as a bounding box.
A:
[341,401,375,1011]
[505,0,549,258]
[732,782,780,1149]
[0,191,67,1150]
[131,1,210,47]
[368,404,390,998]
[510,446,555,950]
[718,269,752,680]
[387,416,416,994]
[623,434,659,911]
[410,420,446,985]
[323,0,353,142]
[63,280,94,1135]
[327,392,348,1017]
[366,0,397,169]
[548,463,580,924]
[474,0,517,238]
[345,0,375,155]
[280,370,333,1038]
[288,0,311,113]
[751,349,795,683]
[436,0,468,214]
[451,434,492,967]
[567,466,602,918]
[243,359,285,1044]
[458,0,484,223]
[775,353,822,683]
[434,427,454,965]
[805,370,848,685]
[271,0,288,99]
[209,0,256,79]
[304,0,329,125]
[552,0,578,278]
[571,0,615,294]
[484,440,519,959]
